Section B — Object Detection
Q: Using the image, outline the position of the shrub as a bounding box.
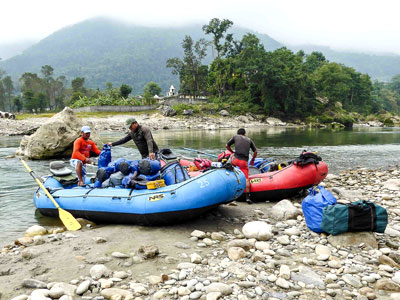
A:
[383,118,394,127]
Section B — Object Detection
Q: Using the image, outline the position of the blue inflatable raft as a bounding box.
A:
[33,167,245,225]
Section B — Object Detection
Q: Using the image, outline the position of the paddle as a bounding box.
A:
[181,147,219,159]
[20,159,81,231]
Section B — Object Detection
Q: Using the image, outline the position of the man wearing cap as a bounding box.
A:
[70,126,101,186]
[107,118,159,160]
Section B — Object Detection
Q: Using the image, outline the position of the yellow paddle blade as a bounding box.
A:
[58,207,81,231]
[20,159,81,231]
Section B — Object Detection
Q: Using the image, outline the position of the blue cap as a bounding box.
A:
[81,126,91,133]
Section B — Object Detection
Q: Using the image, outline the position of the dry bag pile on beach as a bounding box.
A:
[302,186,388,235]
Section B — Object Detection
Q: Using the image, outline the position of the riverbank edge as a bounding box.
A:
[0,112,392,137]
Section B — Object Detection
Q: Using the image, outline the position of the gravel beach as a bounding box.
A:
[2,166,400,299]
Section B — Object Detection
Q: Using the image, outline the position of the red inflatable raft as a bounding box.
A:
[248,161,328,202]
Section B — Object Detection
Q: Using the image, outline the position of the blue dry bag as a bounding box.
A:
[98,144,112,168]
[161,161,189,186]
[302,186,337,233]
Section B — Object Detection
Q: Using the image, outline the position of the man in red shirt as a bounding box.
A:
[70,126,101,186]
[226,128,257,204]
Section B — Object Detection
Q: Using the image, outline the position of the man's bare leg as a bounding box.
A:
[76,162,85,186]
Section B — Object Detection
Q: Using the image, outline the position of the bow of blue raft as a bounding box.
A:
[34,166,246,225]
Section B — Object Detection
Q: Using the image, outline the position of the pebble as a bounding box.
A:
[191,253,202,264]
[25,225,47,237]
[191,230,206,239]
[111,252,130,258]
[22,279,47,289]
[90,264,110,279]
[76,280,91,295]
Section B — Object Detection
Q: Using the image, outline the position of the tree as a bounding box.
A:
[143,82,162,96]
[71,77,86,93]
[0,69,6,110]
[202,18,234,97]
[202,18,233,58]
[167,35,209,98]
[41,65,56,109]
[2,76,14,111]
[120,84,132,98]
[13,96,22,112]
[390,74,400,94]
[303,52,326,73]
[20,72,42,94]
[41,65,54,78]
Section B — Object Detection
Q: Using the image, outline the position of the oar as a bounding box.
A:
[181,147,218,159]
[20,159,81,231]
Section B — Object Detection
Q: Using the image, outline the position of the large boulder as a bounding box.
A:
[162,106,177,117]
[265,117,286,126]
[219,110,229,117]
[182,109,194,116]
[268,200,301,220]
[16,107,102,159]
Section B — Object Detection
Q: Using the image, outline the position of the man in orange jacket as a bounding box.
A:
[70,126,101,186]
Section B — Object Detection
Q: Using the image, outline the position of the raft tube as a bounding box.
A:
[33,167,246,225]
[249,161,328,202]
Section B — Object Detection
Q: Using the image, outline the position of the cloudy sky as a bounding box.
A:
[1,0,400,54]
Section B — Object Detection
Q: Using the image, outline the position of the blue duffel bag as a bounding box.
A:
[98,144,112,168]
[302,186,337,233]
[161,161,189,186]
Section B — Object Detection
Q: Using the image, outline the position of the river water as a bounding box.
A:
[1,126,400,246]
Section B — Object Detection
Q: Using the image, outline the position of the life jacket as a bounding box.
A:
[218,150,232,162]
[293,151,322,167]
[193,158,212,170]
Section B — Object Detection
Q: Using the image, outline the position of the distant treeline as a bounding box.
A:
[0,65,162,112]
[0,18,400,123]
[166,18,400,121]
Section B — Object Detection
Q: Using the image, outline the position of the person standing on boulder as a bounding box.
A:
[226,128,257,204]
[107,118,159,160]
[71,126,101,187]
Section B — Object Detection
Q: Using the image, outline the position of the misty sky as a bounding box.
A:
[1,0,400,54]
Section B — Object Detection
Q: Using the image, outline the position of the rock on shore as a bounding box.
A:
[15,107,102,159]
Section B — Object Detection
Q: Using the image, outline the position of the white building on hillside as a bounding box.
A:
[167,85,176,97]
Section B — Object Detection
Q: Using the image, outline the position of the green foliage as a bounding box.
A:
[172,103,200,115]
[71,77,86,93]
[120,84,132,98]
[71,93,146,108]
[383,118,395,127]
[23,91,48,112]
[143,82,161,96]
[12,96,22,112]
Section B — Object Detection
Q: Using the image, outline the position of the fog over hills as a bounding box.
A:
[0,40,37,61]
[0,18,399,93]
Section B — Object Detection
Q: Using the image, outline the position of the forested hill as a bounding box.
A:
[0,18,282,93]
[290,45,400,82]
[2,18,400,93]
